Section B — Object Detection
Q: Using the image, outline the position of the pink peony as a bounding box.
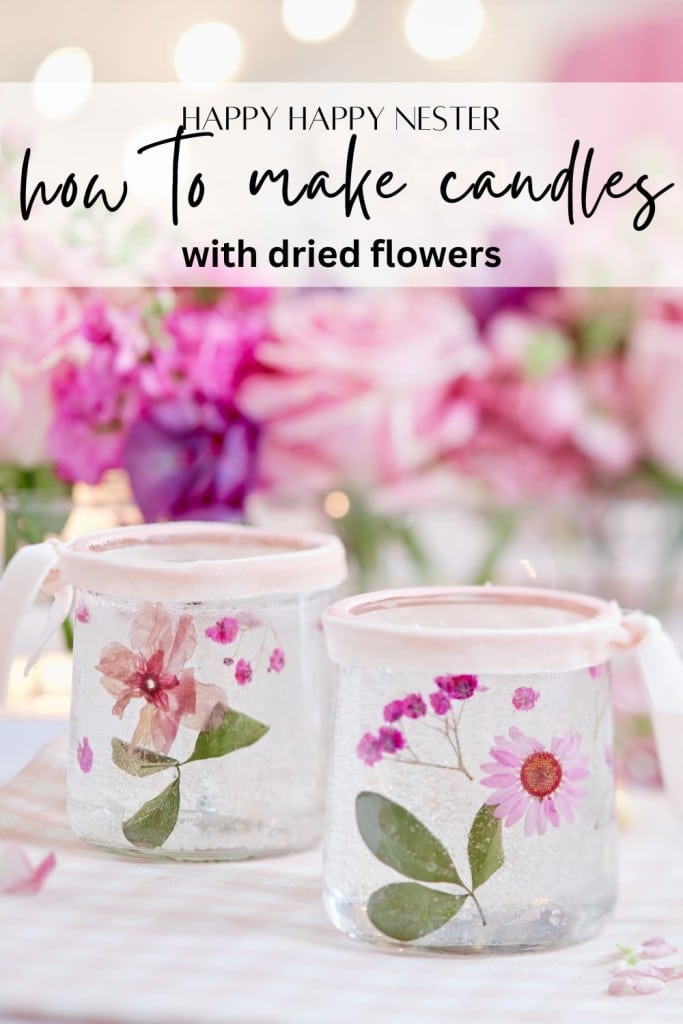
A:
[435,674,478,700]
[97,602,226,754]
[49,302,150,484]
[0,289,80,466]
[627,298,683,479]
[481,726,590,836]
[0,844,56,895]
[237,290,485,496]
[452,312,639,500]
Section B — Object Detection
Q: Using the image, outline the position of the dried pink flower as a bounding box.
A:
[383,700,404,723]
[357,732,382,766]
[481,726,589,836]
[512,686,539,711]
[75,602,90,624]
[377,727,405,755]
[401,694,427,719]
[76,737,93,774]
[205,617,240,644]
[429,691,451,716]
[235,658,253,686]
[97,602,226,755]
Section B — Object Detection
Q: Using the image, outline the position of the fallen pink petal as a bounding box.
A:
[0,845,56,895]
[640,937,678,959]
[608,974,666,997]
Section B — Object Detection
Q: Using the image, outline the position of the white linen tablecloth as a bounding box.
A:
[0,717,681,1024]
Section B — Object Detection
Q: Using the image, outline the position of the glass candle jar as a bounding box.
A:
[322,586,638,954]
[0,522,345,860]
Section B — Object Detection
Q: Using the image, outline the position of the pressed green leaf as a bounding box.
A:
[186,708,269,763]
[368,883,467,942]
[468,802,504,891]
[356,792,464,886]
[111,738,179,776]
[122,777,180,849]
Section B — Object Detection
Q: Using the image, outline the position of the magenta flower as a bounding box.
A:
[75,602,90,624]
[0,845,56,895]
[377,727,405,755]
[268,648,285,673]
[512,686,540,711]
[76,737,93,774]
[235,659,253,686]
[481,727,590,836]
[357,732,383,766]
[49,302,149,484]
[97,603,227,755]
[383,700,404,723]
[401,694,427,719]
[205,617,240,644]
[435,674,478,700]
[429,691,451,716]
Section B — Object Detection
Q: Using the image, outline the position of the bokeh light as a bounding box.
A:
[282,0,356,43]
[173,22,242,84]
[324,490,351,519]
[405,0,485,60]
[33,46,93,119]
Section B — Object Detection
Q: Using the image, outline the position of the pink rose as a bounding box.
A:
[627,299,683,478]
[0,289,80,466]
[237,290,485,494]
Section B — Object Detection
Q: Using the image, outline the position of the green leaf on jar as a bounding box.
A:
[356,791,464,886]
[186,708,269,763]
[122,777,180,849]
[111,738,179,776]
[468,802,504,891]
[368,882,467,942]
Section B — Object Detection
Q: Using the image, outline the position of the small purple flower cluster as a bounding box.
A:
[356,675,480,765]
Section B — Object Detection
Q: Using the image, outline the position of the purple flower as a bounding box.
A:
[235,658,253,685]
[435,674,479,700]
[512,686,539,711]
[429,691,451,716]
[377,727,405,754]
[76,737,93,774]
[123,399,260,522]
[357,732,382,766]
[268,648,285,673]
[401,693,427,719]
[383,699,404,723]
[205,617,240,644]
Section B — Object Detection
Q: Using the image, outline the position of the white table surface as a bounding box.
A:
[1,717,682,1024]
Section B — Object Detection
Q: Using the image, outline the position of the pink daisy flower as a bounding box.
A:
[480,726,589,837]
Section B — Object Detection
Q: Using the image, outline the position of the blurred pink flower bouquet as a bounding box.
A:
[2,282,682,543]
